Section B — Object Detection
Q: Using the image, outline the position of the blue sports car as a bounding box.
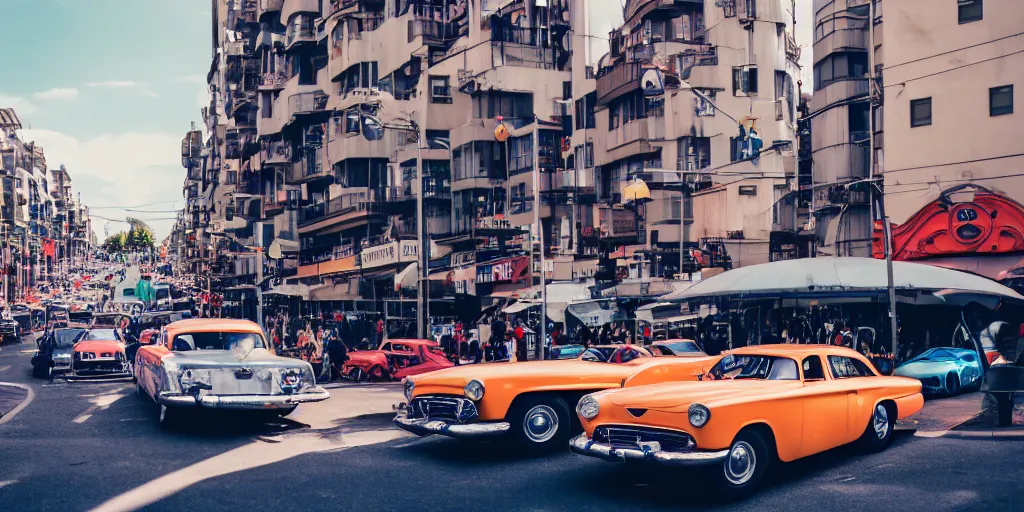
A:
[895,347,984,395]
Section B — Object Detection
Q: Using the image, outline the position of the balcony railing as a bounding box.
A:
[491,42,555,70]
[596,61,643,107]
[299,192,384,224]
[286,26,316,47]
[288,92,328,115]
[258,71,288,90]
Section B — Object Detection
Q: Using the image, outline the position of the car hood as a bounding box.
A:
[605,379,804,411]
[74,340,126,353]
[412,359,646,387]
[167,348,307,369]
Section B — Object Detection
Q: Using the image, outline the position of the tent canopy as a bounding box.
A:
[673,257,1024,302]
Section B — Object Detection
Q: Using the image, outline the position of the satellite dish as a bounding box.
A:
[640,68,665,97]
[494,122,510,143]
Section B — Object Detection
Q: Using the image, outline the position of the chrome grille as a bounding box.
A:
[74,360,127,374]
[593,425,696,453]
[408,396,478,423]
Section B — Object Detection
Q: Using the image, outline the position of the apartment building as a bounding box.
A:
[879,0,1022,279]
[809,0,876,257]
[1,108,93,302]
[809,0,1022,279]
[589,0,801,268]
[178,0,804,329]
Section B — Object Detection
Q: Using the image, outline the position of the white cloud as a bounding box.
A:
[33,87,80,100]
[0,93,38,115]
[87,81,143,88]
[17,128,185,240]
[141,90,160,98]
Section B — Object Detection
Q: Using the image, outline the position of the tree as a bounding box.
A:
[102,232,126,254]
[125,225,155,251]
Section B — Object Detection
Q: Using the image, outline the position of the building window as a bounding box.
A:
[738,185,757,196]
[732,66,758,96]
[429,76,452,104]
[574,91,596,130]
[958,0,983,24]
[910,98,932,127]
[990,85,1013,116]
[226,171,238,185]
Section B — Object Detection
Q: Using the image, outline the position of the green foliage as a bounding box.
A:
[102,225,154,253]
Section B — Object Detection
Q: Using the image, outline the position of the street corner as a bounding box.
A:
[944,392,1024,440]
[0,382,34,425]
[902,391,1024,440]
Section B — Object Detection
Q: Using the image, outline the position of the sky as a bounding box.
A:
[0,0,812,242]
[0,0,212,241]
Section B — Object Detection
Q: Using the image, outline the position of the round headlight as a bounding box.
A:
[403,379,415,401]
[577,395,600,420]
[464,380,485,401]
[688,403,710,428]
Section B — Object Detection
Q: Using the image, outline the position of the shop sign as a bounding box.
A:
[478,256,530,284]
[477,216,512,230]
[360,240,418,269]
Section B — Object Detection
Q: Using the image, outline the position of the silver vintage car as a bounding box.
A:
[134,318,329,425]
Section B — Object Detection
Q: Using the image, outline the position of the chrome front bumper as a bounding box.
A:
[158,386,330,410]
[569,433,728,467]
[393,408,510,438]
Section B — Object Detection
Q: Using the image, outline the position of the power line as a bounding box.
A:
[89,200,182,209]
[884,49,1024,88]
[883,31,1024,70]
[881,152,1024,174]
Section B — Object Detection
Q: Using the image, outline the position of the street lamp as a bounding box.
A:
[357,101,430,339]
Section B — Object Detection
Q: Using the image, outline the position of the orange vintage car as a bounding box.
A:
[569,345,924,495]
[393,351,717,451]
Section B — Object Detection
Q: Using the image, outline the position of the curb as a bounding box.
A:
[0,382,35,425]
[914,429,1024,440]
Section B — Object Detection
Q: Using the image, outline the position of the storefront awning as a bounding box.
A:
[674,257,1024,303]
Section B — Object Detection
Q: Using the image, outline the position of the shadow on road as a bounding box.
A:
[566,431,918,509]
[158,409,310,438]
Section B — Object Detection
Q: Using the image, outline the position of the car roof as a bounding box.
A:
[729,344,865,359]
[386,338,437,346]
[164,318,263,338]
[653,339,698,345]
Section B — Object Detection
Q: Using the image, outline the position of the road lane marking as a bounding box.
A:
[0,480,17,489]
[0,365,10,372]
[89,429,408,512]
[72,392,127,424]
[0,382,35,425]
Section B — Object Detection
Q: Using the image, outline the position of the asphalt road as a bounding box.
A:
[1,336,1021,512]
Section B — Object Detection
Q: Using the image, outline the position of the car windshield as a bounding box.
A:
[580,347,647,363]
[709,355,800,381]
[155,288,170,300]
[172,332,265,352]
[54,329,86,348]
[81,329,118,341]
[659,341,702,355]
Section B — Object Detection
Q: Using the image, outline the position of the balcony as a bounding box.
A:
[596,61,643,107]
[287,150,329,183]
[286,25,316,49]
[260,0,284,14]
[287,91,328,119]
[808,79,869,114]
[491,42,555,71]
[298,191,385,232]
[258,71,289,91]
[813,28,868,61]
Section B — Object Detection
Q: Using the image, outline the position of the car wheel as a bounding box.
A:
[367,365,390,382]
[946,373,960,395]
[716,429,770,498]
[857,402,894,453]
[508,395,571,452]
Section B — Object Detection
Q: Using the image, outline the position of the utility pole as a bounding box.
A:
[533,121,546,360]
[416,129,427,340]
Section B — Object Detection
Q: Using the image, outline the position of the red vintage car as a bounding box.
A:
[342,339,454,381]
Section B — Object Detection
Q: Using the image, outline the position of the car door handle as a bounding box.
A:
[847,390,858,395]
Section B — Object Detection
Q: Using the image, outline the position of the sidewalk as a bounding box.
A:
[0,383,30,422]
[895,391,1024,440]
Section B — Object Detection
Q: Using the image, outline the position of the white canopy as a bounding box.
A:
[673,257,1024,302]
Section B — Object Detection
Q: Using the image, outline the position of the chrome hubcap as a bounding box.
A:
[523,405,559,443]
[725,441,756,485]
[873,404,889,439]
